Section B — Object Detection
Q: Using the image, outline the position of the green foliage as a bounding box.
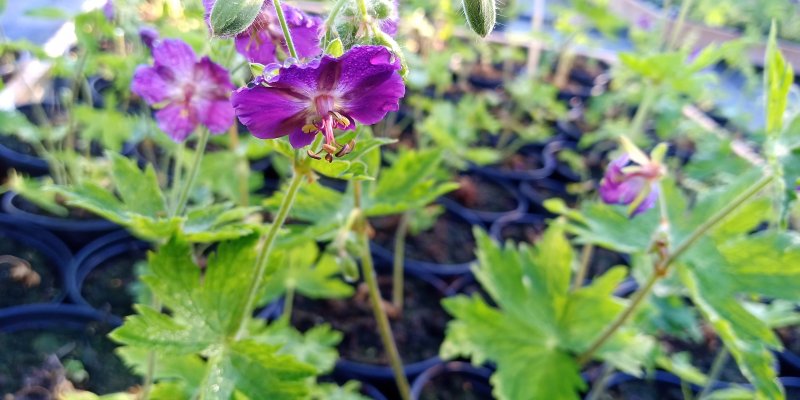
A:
[57,153,258,242]
[441,228,653,400]
[419,99,502,167]
[260,240,354,304]
[266,148,456,242]
[111,236,327,399]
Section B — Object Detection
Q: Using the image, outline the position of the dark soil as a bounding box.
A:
[777,326,800,362]
[445,175,518,213]
[370,213,477,265]
[292,274,448,366]
[496,151,545,174]
[82,254,144,317]
[603,377,688,400]
[0,233,60,307]
[494,218,546,244]
[418,372,493,400]
[0,321,139,396]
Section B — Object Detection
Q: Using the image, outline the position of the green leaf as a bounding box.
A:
[718,232,800,301]
[366,148,457,216]
[765,21,795,137]
[311,381,371,400]
[679,240,784,399]
[7,172,68,216]
[109,153,166,218]
[261,241,353,303]
[325,38,344,57]
[110,304,214,354]
[442,228,648,399]
[226,340,317,399]
[251,319,342,374]
[209,0,263,37]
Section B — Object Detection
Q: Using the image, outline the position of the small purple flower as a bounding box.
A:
[102,0,115,21]
[232,45,405,161]
[139,27,159,51]
[378,0,399,36]
[131,39,236,142]
[599,151,665,217]
[204,0,322,64]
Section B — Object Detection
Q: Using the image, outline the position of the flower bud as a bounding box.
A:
[372,0,393,19]
[462,0,496,37]
[209,0,263,37]
[337,255,360,282]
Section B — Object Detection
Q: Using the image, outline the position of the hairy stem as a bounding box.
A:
[392,211,411,312]
[577,174,773,365]
[172,129,209,217]
[698,347,729,399]
[234,171,305,340]
[272,0,298,59]
[354,181,411,400]
[573,244,594,290]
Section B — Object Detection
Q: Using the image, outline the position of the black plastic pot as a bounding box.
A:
[779,349,800,377]
[0,303,118,332]
[410,361,493,400]
[519,178,572,212]
[0,137,49,177]
[438,177,528,225]
[597,370,705,399]
[2,191,119,251]
[488,212,546,244]
[0,303,137,396]
[315,267,450,384]
[361,382,388,400]
[468,140,561,183]
[0,214,72,307]
[65,230,149,323]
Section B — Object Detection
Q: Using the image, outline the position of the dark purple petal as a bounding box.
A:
[235,29,278,64]
[139,27,159,51]
[152,39,197,75]
[195,56,236,93]
[155,104,198,142]
[197,99,235,134]
[131,65,173,104]
[337,46,405,124]
[632,185,658,216]
[288,129,316,148]
[231,84,311,140]
[280,4,323,58]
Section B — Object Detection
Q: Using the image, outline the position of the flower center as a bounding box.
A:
[314,95,336,116]
[302,100,356,162]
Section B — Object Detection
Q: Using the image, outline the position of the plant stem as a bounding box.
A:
[392,211,411,312]
[356,0,369,19]
[324,0,349,33]
[573,244,594,290]
[667,0,695,50]
[169,141,185,210]
[630,89,657,140]
[354,181,411,400]
[698,347,729,399]
[526,0,546,76]
[272,0,298,59]
[227,124,249,207]
[172,129,209,217]
[577,174,773,365]
[586,363,615,400]
[140,296,162,400]
[234,171,305,340]
[283,286,295,320]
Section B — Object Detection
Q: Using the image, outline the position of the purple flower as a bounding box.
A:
[204,0,322,64]
[103,0,115,21]
[131,39,236,142]
[139,27,159,51]
[232,45,405,161]
[599,153,664,217]
[378,0,399,36]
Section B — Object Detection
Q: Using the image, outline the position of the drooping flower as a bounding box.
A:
[102,0,115,21]
[232,45,405,161]
[203,0,322,64]
[599,139,667,217]
[131,39,235,142]
[377,0,399,36]
[138,27,159,51]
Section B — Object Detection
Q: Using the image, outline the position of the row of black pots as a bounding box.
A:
[6,218,800,398]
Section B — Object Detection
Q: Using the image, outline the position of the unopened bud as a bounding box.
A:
[338,255,360,282]
[462,0,496,38]
[209,0,262,37]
